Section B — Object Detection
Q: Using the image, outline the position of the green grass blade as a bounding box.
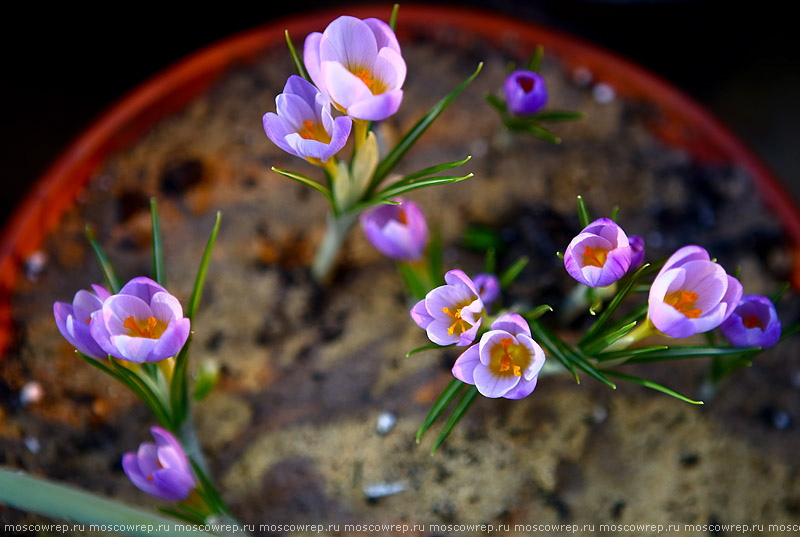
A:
[484,247,497,274]
[376,174,473,199]
[406,343,452,357]
[0,470,216,536]
[603,370,703,405]
[385,156,472,189]
[157,506,204,526]
[285,30,310,81]
[150,198,165,286]
[189,460,230,516]
[519,304,553,321]
[515,122,561,144]
[779,321,800,342]
[527,44,544,72]
[107,358,171,427]
[85,224,120,293]
[188,212,221,321]
[272,167,332,204]
[529,320,579,383]
[428,226,443,285]
[485,92,507,113]
[416,378,465,443]
[498,256,529,289]
[555,339,616,389]
[398,262,428,300]
[431,386,479,454]
[170,333,194,428]
[582,321,638,355]
[532,110,584,122]
[594,345,669,362]
[576,195,591,228]
[389,3,399,30]
[770,282,790,304]
[622,345,762,363]
[369,62,483,193]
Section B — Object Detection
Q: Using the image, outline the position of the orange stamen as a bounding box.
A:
[664,290,702,319]
[497,337,522,377]
[442,306,468,336]
[743,315,764,330]
[583,245,609,268]
[397,208,408,225]
[123,315,160,339]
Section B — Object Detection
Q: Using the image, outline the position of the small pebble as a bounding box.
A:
[363,481,406,499]
[573,66,593,87]
[24,437,41,454]
[19,382,43,406]
[376,412,396,435]
[592,405,608,424]
[772,410,792,430]
[469,138,489,159]
[593,82,616,104]
[24,251,47,281]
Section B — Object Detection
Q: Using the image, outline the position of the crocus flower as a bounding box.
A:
[720,294,781,348]
[504,69,548,116]
[629,235,645,271]
[564,218,632,288]
[452,313,545,399]
[360,198,428,261]
[648,245,743,339]
[122,426,195,502]
[263,75,352,163]
[53,284,111,360]
[90,276,191,363]
[304,15,406,121]
[473,273,501,305]
[410,269,486,346]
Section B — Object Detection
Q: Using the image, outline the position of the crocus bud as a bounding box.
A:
[122,427,195,502]
[629,235,645,271]
[564,218,631,288]
[360,198,428,261]
[720,294,781,348]
[504,69,548,115]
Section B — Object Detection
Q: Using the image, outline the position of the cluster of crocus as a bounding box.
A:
[54,277,190,363]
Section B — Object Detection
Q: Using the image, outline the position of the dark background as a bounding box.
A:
[2,1,798,229]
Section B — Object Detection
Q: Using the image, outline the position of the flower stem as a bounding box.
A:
[311,211,358,282]
[353,119,369,151]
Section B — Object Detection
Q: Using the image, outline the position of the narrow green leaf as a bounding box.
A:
[462,225,504,252]
[285,30,310,81]
[369,62,483,193]
[595,345,670,362]
[188,212,221,321]
[340,198,400,219]
[556,251,564,260]
[582,321,637,355]
[376,174,473,199]
[484,92,507,113]
[610,205,620,222]
[779,321,800,342]
[398,262,428,301]
[0,470,215,536]
[431,386,479,454]
[416,378,465,443]
[385,156,472,189]
[532,110,584,122]
[519,304,553,321]
[527,44,544,72]
[499,256,529,289]
[603,370,703,405]
[484,247,497,274]
[512,122,561,144]
[189,460,230,516]
[579,263,651,347]
[622,345,761,363]
[157,506,204,526]
[428,226,444,285]
[770,282,790,304]
[407,343,452,357]
[576,195,591,228]
[272,167,332,204]
[150,198,165,286]
[170,333,194,428]
[389,3,399,30]
[192,360,220,402]
[529,320,579,383]
[555,339,616,389]
[77,351,126,384]
[85,224,120,293]
[107,358,171,427]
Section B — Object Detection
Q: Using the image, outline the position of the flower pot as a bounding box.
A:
[2,5,799,530]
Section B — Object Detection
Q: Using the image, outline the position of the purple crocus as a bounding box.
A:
[564,218,632,288]
[473,273,501,306]
[648,245,743,339]
[720,294,781,348]
[452,313,545,399]
[360,198,428,261]
[504,70,548,116]
[304,15,406,121]
[410,269,486,346]
[629,235,645,271]
[122,426,195,502]
[263,75,352,163]
[53,284,111,360]
[90,277,191,363]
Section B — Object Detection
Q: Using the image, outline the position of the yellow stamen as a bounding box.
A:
[123,315,161,339]
[497,338,522,377]
[583,245,609,268]
[352,68,387,94]
[299,120,331,143]
[442,306,468,336]
[664,290,702,319]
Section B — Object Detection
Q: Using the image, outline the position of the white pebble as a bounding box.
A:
[363,481,406,499]
[376,412,397,435]
[24,437,41,454]
[593,82,616,104]
[20,382,43,406]
[24,251,47,281]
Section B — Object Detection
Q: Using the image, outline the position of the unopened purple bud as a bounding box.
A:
[720,294,781,348]
[360,198,428,261]
[504,70,548,116]
[629,235,645,271]
[53,284,111,360]
[564,218,631,288]
[473,273,501,305]
[122,427,195,502]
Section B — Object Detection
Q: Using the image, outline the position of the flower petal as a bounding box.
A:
[452,344,480,384]
[473,364,519,398]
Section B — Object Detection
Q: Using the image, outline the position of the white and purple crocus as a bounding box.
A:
[304,15,406,121]
[360,198,428,261]
[53,284,111,360]
[263,75,352,164]
[122,426,196,502]
[89,277,191,363]
[504,69,548,116]
[410,270,486,347]
[564,218,632,288]
[720,294,781,348]
[648,245,742,339]
[452,313,546,399]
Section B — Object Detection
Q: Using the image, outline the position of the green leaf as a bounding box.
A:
[431,386,479,454]
[340,198,400,219]
[498,256,529,289]
[428,226,444,285]
[622,345,762,364]
[770,282,790,304]
[389,3,399,31]
[188,212,221,321]
[406,343,453,357]
[107,358,171,427]
[532,110,584,122]
[519,304,553,321]
[189,460,230,516]
[576,195,591,229]
[349,130,379,206]
[594,345,669,362]
[376,173,473,200]
[150,198,165,286]
[416,378,465,443]
[485,92,507,113]
[85,224,120,293]
[582,321,638,356]
[484,247,497,274]
[556,339,616,389]
[0,469,216,536]
[579,263,651,347]
[529,320,579,383]
[603,370,703,405]
[462,225,504,252]
[398,262,429,301]
[556,251,565,260]
[610,205,620,222]
[157,506,204,526]
[192,360,220,402]
[170,333,194,428]
[385,156,472,189]
[779,321,800,342]
[272,167,332,204]
[527,44,544,72]
[509,122,561,144]
[369,62,483,193]
[285,30,310,81]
